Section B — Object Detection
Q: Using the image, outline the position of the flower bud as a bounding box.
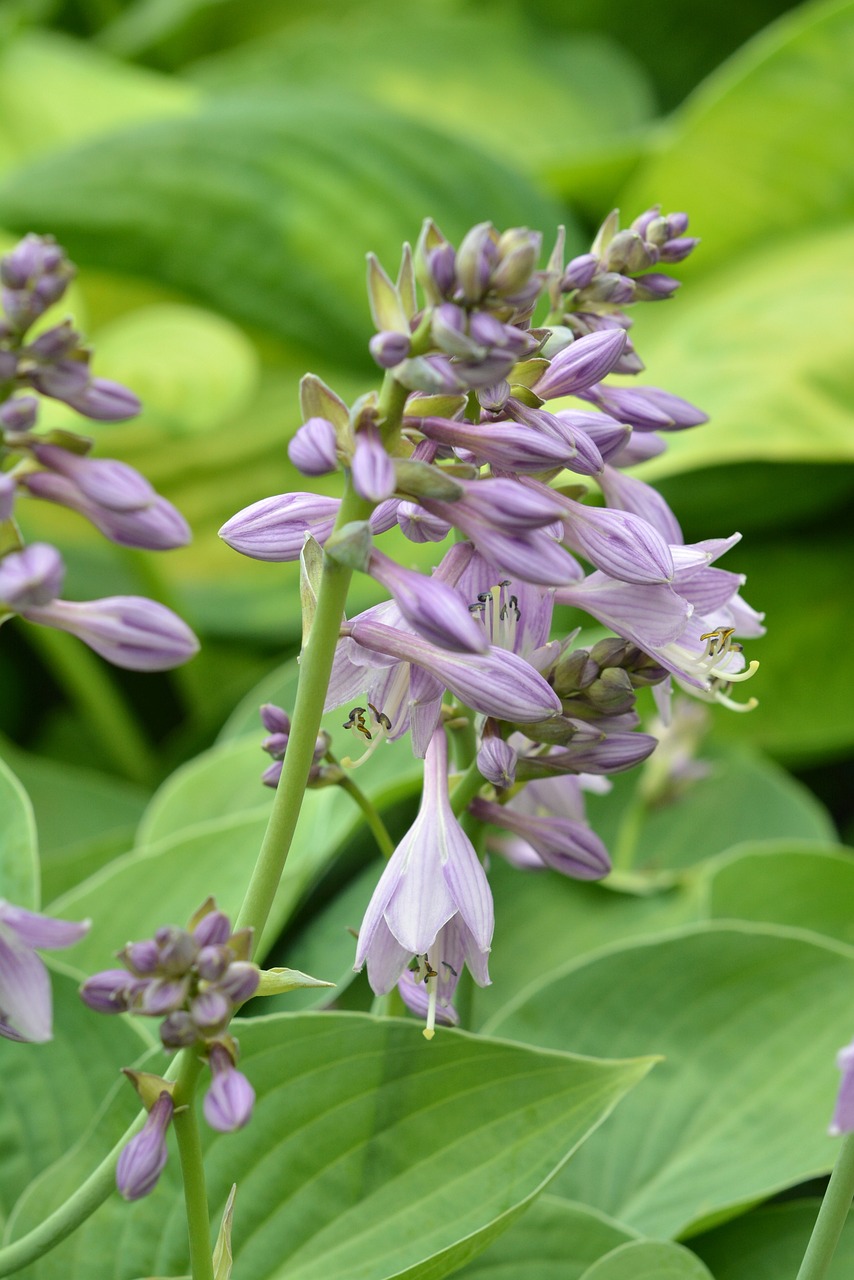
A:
[193,910,233,948]
[351,428,395,503]
[79,969,139,1014]
[0,395,38,433]
[0,473,16,521]
[287,417,339,476]
[159,1011,200,1048]
[0,543,64,609]
[116,1092,173,1201]
[217,962,261,1005]
[369,330,411,368]
[190,989,231,1033]
[259,703,290,736]
[204,1044,255,1133]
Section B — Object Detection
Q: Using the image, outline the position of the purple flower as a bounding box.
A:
[415,414,575,473]
[470,796,611,880]
[219,492,341,561]
[533,329,626,400]
[355,726,493,1022]
[287,417,339,476]
[351,428,396,502]
[204,1043,255,1132]
[0,901,89,1042]
[20,596,200,671]
[368,549,488,653]
[116,1092,173,1200]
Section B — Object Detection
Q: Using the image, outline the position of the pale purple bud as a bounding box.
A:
[416,415,574,472]
[663,212,690,238]
[368,549,488,653]
[604,230,657,274]
[427,243,457,297]
[217,961,261,1004]
[219,492,340,561]
[196,946,229,982]
[630,206,661,238]
[352,428,395,502]
[23,471,191,551]
[477,379,511,413]
[262,760,282,789]
[116,1092,173,1201]
[431,304,471,357]
[0,395,38,433]
[470,797,611,880]
[64,377,141,422]
[262,732,288,759]
[586,273,635,304]
[287,416,339,476]
[659,237,699,263]
[79,969,139,1014]
[395,354,469,395]
[559,497,674,585]
[515,732,659,777]
[609,431,667,467]
[21,595,200,671]
[456,223,497,303]
[27,320,80,361]
[141,976,190,1015]
[192,911,232,948]
[534,329,626,400]
[599,465,683,545]
[160,1011,199,1048]
[32,444,155,512]
[0,543,64,608]
[477,736,517,788]
[259,703,290,736]
[508,402,604,477]
[562,254,598,290]
[369,330,411,368]
[122,939,160,976]
[554,410,631,463]
[830,1041,854,1136]
[633,273,680,301]
[453,476,567,532]
[0,473,16,521]
[190,989,231,1032]
[397,501,451,543]
[492,228,541,296]
[1,234,66,288]
[204,1044,255,1132]
[155,927,197,975]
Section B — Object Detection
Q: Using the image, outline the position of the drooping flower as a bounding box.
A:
[0,901,89,1042]
[116,1092,174,1201]
[204,1043,256,1132]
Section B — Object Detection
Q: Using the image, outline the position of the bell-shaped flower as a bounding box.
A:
[116,1092,174,1200]
[0,901,89,1042]
[355,726,493,1018]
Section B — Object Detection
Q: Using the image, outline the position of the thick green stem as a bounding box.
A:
[22,622,158,786]
[338,774,396,860]
[235,484,373,945]
[172,1056,214,1280]
[449,758,485,817]
[796,1134,854,1280]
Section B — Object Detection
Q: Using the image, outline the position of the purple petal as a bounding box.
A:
[598,465,683,545]
[351,429,396,502]
[287,417,339,476]
[556,573,691,650]
[534,329,627,399]
[204,1050,255,1133]
[117,1093,173,1200]
[0,926,53,1041]
[219,493,340,561]
[22,596,200,671]
[368,550,488,653]
[559,499,674,585]
[0,903,89,949]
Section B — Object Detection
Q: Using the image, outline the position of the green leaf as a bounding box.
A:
[9,1012,653,1280]
[621,0,854,274]
[702,841,854,945]
[0,753,39,909]
[691,1198,854,1279]
[0,968,152,1229]
[487,922,854,1237]
[582,741,834,884]
[0,30,195,174]
[452,1195,638,1280]
[579,1240,714,1279]
[471,856,701,1030]
[0,95,564,373]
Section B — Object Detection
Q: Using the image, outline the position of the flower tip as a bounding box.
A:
[422,1026,436,1041]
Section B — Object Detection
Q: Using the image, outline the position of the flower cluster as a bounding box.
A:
[80,899,257,1196]
[221,209,763,1030]
[0,234,198,670]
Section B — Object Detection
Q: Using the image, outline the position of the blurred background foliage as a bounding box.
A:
[0,0,852,829]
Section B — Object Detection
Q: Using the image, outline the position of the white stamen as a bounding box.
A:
[423,974,438,1041]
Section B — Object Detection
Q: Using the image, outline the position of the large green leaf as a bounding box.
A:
[0,94,563,372]
[0,968,152,1230]
[453,1195,637,1280]
[188,7,654,189]
[0,30,194,174]
[581,741,834,884]
[9,1012,653,1280]
[702,841,854,944]
[620,0,854,273]
[579,1240,713,1279]
[692,1199,854,1279]
[0,754,39,908]
[487,923,854,1237]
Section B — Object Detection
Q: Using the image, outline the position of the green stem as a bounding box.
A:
[172,1056,214,1280]
[22,622,158,786]
[447,714,476,771]
[235,483,373,945]
[449,758,485,817]
[611,792,647,873]
[796,1134,854,1280]
[338,774,396,860]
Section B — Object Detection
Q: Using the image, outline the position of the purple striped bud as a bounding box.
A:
[554,410,631,463]
[196,946,230,982]
[116,1092,173,1201]
[397,501,451,543]
[0,543,64,608]
[79,969,139,1014]
[368,549,488,654]
[259,703,290,736]
[352,428,395,502]
[470,797,611,880]
[155,927,197,975]
[416,415,575,472]
[217,961,261,1004]
[561,254,598,291]
[190,989,231,1032]
[193,911,233,948]
[515,732,659,778]
[533,329,626,400]
[586,274,635,304]
[219,492,340,561]
[142,977,190,1015]
[477,735,517,788]
[369,330,411,368]
[557,494,674,585]
[159,1011,199,1048]
[22,470,190,551]
[630,206,662,238]
[456,223,497,303]
[121,939,160,976]
[32,444,153,512]
[204,1044,255,1132]
[659,237,699,263]
[633,273,680,301]
[0,395,38,433]
[262,760,282,788]
[21,595,200,671]
[287,417,339,476]
[604,230,658,274]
